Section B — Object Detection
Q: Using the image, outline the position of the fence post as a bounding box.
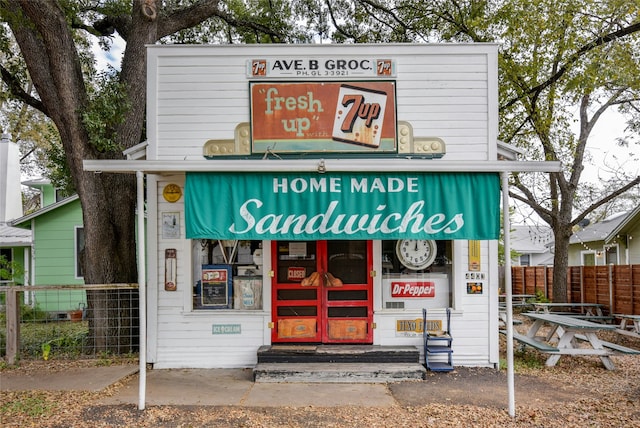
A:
[608,264,614,315]
[6,288,20,364]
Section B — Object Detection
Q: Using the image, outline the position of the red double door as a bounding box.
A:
[271,240,373,344]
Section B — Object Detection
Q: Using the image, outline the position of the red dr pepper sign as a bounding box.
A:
[391,281,436,298]
[250,81,397,153]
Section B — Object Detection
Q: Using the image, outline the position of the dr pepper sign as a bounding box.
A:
[250,81,397,154]
[391,281,436,298]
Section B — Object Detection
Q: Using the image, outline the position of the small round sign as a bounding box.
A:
[162,183,182,202]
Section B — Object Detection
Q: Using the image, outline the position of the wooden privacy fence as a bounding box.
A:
[512,265,640,315]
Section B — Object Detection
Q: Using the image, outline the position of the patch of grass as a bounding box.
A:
[499,347,545,372]
[0,392,57,418]
[531,290,550,303]
[19,320,89,359]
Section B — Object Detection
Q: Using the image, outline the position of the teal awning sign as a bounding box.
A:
[185,171,500,240]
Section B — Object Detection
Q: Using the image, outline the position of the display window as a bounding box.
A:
[381,240,452,309]
[192,240,263,310]
[381,240,451,274]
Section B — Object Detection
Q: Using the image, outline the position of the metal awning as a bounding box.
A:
[84,159,561,174]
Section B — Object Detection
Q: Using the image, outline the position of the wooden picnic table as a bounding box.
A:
[522,312,618,370]
[613,314,640,339]
[533,302,605,317]
[499,294,535,308]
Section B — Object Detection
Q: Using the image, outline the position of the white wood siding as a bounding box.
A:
[148,44,497,162]
[148,44,499,368]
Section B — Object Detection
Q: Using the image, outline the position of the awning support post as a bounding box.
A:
[502,171,515,417]
[137,170,147,410]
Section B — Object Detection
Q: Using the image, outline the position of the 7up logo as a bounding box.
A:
[332,84,388,149]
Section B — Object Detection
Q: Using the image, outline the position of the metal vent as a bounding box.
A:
[386,301,405,309]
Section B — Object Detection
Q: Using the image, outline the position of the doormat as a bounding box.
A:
[270,345,318,352]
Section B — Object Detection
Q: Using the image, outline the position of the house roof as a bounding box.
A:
[497,141,525,161]
[21,177,51,188]
[8,194,80,228]
[0,222,32,246]
[510,225,553,254]
[570,212,628,245]
[605,205,640,243]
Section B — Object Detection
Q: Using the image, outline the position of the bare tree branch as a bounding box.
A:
[0,64,47,115]
[157,0,284,42]
[502,21,640,111]
[571,176,640,228]
[325,0,361,42]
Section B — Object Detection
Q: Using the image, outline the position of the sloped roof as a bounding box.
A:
[0,222,32,246]
[8,194,80,228]
[570,212,628,245]
[510,225,553,254]
[605,205,640,243]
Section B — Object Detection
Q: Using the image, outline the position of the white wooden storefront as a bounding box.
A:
[136,44,501,369]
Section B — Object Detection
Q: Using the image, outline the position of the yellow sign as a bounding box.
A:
[468,240,480,271]
[396,318,442,334]
[163,184,182,202]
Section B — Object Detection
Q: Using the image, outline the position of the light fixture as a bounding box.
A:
[317,159,326,173]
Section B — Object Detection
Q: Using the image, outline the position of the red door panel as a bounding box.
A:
[271,240,373,344]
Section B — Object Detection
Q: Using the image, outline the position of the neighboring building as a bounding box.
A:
[2,132,86,315]
[510,225,554,266]
[569,212,628,266]
[606,206,640,264]
[0,133,31,286]
[9,185,86,315]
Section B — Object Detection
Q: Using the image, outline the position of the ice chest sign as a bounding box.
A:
[250,81,397,154]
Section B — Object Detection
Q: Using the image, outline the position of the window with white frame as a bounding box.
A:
[581,251,596,266]
[605,245,618,265]
[0,248,13,282]
[192,240,263,311]
[75,227,85,278]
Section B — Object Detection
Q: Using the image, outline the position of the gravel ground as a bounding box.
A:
[2,315,640,427]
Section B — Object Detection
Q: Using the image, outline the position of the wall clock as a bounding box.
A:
[395,239,437,270]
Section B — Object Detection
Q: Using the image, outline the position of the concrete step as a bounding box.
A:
[257,345,421,364]
[253,362,427,383]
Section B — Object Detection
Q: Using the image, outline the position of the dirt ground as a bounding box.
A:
[2,315,640,427]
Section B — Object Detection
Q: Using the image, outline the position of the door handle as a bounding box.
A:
[325,272,343,287]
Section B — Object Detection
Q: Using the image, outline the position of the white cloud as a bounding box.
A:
[584,109,639,183]
[93,34,126,72]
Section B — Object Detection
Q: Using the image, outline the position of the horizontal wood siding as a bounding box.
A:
[31,199,84,312]
[150,45,493,162]
[148,45,498,368]
[33,201,83,285]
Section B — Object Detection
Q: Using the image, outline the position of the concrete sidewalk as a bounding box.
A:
[1,366,398,407]
[2,365,565,409]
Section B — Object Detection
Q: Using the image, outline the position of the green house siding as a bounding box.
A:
[40,185,57,207]
[31,199,86,312]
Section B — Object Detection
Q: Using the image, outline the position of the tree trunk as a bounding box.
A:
[4,0,142,354]
[551,233,570,303]
[82,172,139,353]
